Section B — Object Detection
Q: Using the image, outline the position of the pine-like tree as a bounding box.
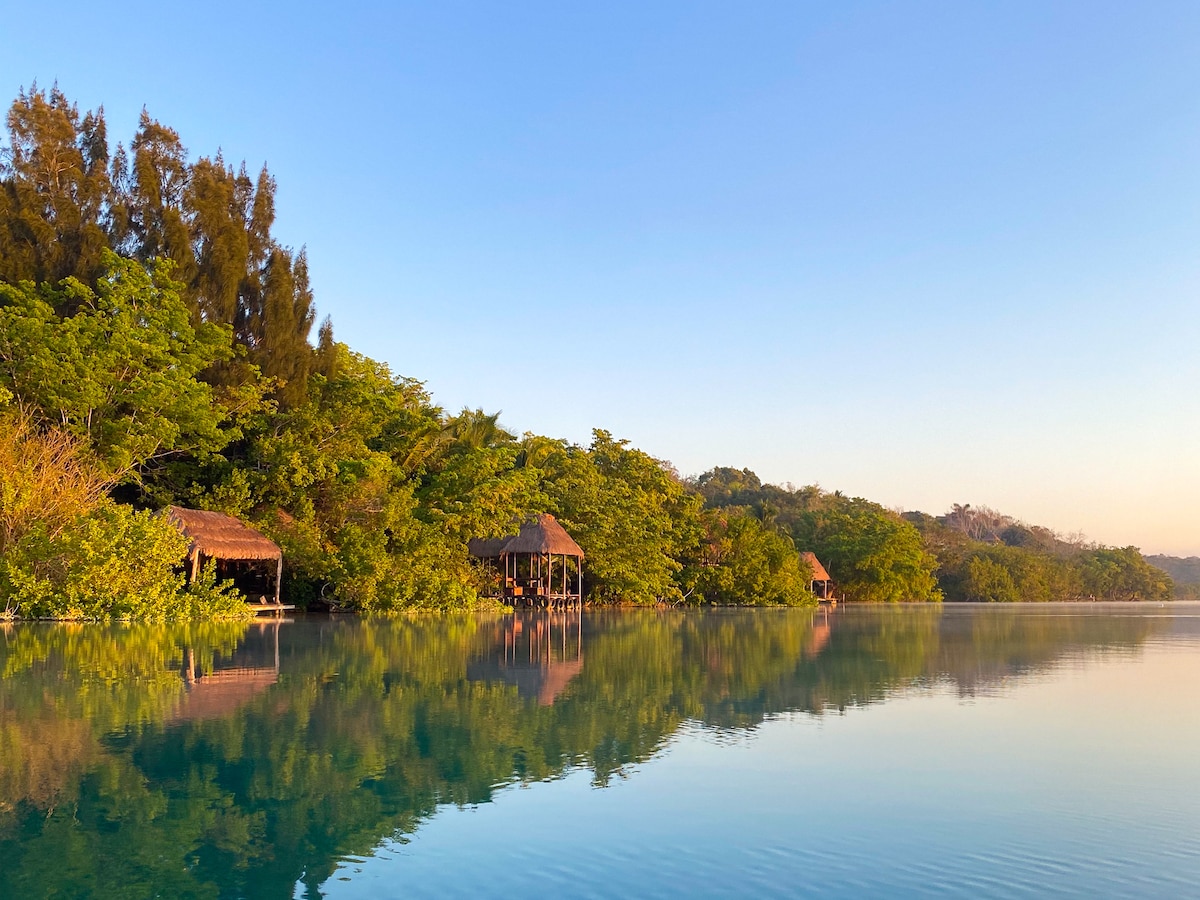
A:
[0,85,117,287]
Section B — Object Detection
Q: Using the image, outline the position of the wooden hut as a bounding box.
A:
[469,514,585,606]
[801,552,833,600]
[166,506,285,607]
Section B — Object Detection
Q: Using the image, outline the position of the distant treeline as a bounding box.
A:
[1145,555,1200,600]
[0,86,1174,618]
[698,473,1172,603]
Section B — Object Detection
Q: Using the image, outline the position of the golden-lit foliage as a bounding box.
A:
[0,409,111,554]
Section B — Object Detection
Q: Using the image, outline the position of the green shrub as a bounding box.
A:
[1,502,250,621]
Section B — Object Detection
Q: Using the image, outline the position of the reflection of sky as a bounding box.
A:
[320,630,1200,898]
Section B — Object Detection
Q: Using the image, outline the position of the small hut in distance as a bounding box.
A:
[166,507,289,611]
[469,514,584,607]
[801,551,834,601]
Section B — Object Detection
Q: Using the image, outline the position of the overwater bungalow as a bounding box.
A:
[166,506,291,612]
[469,514,585,606]
[801,551,834,600]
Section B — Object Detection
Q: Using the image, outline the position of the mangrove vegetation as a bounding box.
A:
[0,86,1174,618]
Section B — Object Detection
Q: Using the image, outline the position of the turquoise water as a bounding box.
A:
[1,605,1197,898]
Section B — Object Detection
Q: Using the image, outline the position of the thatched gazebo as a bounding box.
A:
[801,551,833,600]
[166,506,284,605]
[469,514,584,606]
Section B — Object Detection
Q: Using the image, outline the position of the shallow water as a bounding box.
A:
[0,604,1197,898]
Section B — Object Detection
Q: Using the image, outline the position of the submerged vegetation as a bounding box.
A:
[0,86,1173,617]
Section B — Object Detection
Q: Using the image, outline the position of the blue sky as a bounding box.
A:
[5,2,1200,553]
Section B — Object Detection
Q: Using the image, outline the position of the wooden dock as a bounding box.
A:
[246,603,295,617]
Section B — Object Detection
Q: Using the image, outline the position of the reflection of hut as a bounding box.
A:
[173,622,282,722]
[801,552,833,600]
[469,514,584,606]
[804,607,832,657]
[466,611,583,705]
[166,506,285,607]
[174,666,279,721]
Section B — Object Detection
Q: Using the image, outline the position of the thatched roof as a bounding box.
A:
[469,514,584,559]
[166,506,282,561]
[800,551,830,582]
[501,514,584,558]
[467,536,511,559]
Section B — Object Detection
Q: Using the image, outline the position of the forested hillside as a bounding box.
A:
[0,86,1173,618]
[904,504,1172,602]
[1146,555,1200,599]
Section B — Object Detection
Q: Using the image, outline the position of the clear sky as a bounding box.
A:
[5,2,1199,554]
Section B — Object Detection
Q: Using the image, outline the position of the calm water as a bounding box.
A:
[1,604,1197,899]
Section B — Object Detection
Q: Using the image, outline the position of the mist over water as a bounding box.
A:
[1,604,1197,898]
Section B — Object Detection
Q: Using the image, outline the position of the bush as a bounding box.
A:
[1,502,250,621]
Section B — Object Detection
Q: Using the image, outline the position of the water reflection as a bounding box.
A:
[0,605,1185,898]
[467,612,583,705]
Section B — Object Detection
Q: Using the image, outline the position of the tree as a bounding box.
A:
[0,84,116,286]
[0,251,234,475]
[1080,547,1173,602]
[683,508,814,606]
[124,110,194,278]
[536,430,702,604]
[963,556,1020,603]
[791,496,942,603]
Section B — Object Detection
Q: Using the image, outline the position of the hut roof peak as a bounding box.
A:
[800,551,830,582]
[501,513,584,558]
[166,506,281,562]
[469,513,584,559]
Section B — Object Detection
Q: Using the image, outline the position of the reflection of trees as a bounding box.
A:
[0,608,1166,899]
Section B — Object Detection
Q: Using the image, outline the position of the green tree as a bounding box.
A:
[536,430,702,604]
[683,508,815,606]
[0,251,234,475]
[963,555,1020,603]
[0,85,115,286]
[790,496,941,603]
[1080,546,1173,602]
[123,110,194,278]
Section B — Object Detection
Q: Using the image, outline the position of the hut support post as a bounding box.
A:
[274,557,283,606]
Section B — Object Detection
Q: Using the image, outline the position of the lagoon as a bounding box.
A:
[1,604,1198,898]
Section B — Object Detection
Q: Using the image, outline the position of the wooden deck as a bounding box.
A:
[246,603,295,616]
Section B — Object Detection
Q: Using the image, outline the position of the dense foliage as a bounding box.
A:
[0,86,1171,615]
[692,468,942,602]
[1145,554,1200,600]
[904,505,1173,602]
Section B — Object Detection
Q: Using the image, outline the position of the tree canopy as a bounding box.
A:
[0,85,1171,616]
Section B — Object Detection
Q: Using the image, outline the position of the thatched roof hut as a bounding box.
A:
[167,507,282,561]
[166,506,283,603]
[800,551,832,599]
[503,514,585,558]
[800,552,830,583]
[468,514,584,604]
